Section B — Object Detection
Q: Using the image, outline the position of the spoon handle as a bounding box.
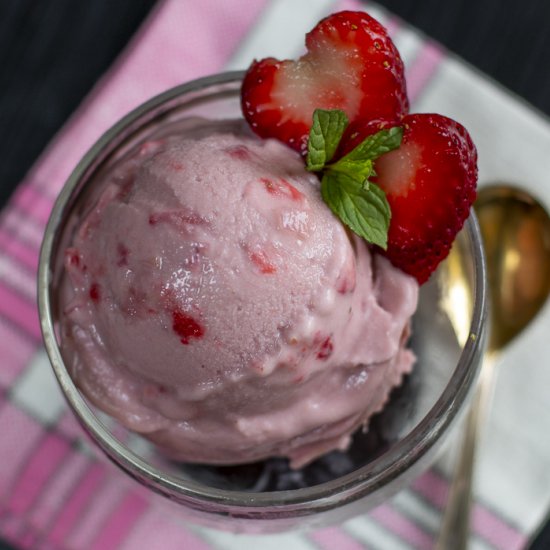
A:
[436,352,498,550]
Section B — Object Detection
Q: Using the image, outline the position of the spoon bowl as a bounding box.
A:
[437,183,550,549]
[476,185,550,352]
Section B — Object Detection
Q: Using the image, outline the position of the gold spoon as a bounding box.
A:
[437,184,550,549]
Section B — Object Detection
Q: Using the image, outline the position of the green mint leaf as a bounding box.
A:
[306,109,349,172]
[321,172,391,249]
[337,126,403,164]
[328,157,374,183]
[305,112,402,251]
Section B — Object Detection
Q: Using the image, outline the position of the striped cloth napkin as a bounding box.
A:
[2,0,550,548]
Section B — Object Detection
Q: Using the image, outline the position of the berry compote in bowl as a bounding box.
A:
[38,72,487,533]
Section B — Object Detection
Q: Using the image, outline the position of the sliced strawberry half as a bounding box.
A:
[241,10,409,154]
[342,113,478,283]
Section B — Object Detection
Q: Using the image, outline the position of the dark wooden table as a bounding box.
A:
[1,1,549,548]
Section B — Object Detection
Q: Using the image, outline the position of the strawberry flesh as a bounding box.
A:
[341,114,478,283]
[241,11,408,154]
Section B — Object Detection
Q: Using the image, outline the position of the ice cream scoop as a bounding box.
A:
[59,119,418,468]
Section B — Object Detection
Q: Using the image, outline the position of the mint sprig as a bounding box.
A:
[306,109,403,250]
[321,173,391,248]
[306,109,349,171]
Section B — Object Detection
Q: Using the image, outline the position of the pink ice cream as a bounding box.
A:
[59,120,418,468]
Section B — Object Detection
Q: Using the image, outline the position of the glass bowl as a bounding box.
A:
[38,71,487,533]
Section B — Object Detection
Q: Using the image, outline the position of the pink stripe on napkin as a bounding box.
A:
[412,469,527,548]
[0,404,43,498]
[472,503,528,550]
[0,515,25,546]
[0,260,36,302]
[11,185,54,227]
[6,433,71,516]
[62,473,123,550]
[336,0,367,11]
[370,505,434,550]
[47,463,107,547]
[0,320,37,387]
[1,209,45,250]
[28,451,90,534]
[411,468,449,507]
[310,525,367,550]
[89,491,149,550]
[0,283,41,341]
[56,409,88,441]
[18,530,37,550]
[0,230,38,272]
[119,509,213,550]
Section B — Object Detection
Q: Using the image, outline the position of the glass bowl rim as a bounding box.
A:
[38,70,488,512]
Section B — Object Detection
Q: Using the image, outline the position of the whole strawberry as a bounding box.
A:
[241,11,409,155]
[342,114,478,283]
